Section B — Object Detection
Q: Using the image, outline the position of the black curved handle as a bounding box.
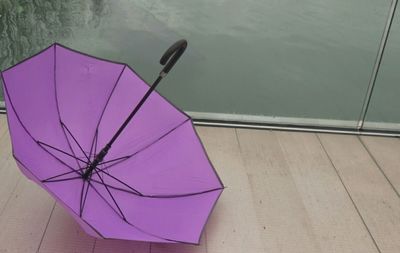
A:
[160,39,187,75]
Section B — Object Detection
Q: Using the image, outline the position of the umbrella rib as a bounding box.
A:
[87,180,125,220]
[94,129,98,160]
[121,118,190,161]
[58,122,83,173]
[143,187,224,199]
[79,180,86,217]
[97,169,142,195]
[53,45,85,173]
[61,121,91,163]
[41,169,82,182]
[88,128,97,163]
[94,119,190,174]
[33,143,82,177]
[190,122,225,188]
[122,217,191,244]
[88,129,98,164]
[37,141,89,165]
[89,178,140,195]
[91,168,127,220]
[12,152,107,239]
[88,65,126,159]
[81,176,92,217]
[87,176,195,244]
[2,77,82,177]
[97,156,130,166]
[42,175,82,183]
[94,156,130,172]
[96,168,224,198]
[90,176,223,199]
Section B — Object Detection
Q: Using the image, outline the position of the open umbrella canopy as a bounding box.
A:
[1,42,223,244]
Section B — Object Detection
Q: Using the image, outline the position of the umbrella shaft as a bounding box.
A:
[83,75,163,179]
[107,75,163,147]
[83,144,110,179]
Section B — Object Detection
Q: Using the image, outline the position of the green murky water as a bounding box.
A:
[0,0,397,127]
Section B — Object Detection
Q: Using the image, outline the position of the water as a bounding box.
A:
[0,0,393,126]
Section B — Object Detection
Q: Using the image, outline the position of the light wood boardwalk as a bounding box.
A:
[0,115,399,253]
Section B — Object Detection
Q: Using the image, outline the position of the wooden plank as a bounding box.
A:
[0,159,21,214]
[0,176,55,252]
[236,129,378,253]
[237,129,321,253]
[360,136,400,196]
[93,239,149,253]
[0,115,8,135]
[0,131,22,213]
[196,127,265,253]
[319,133,400,253]
[38,204,96,253]
[0,115,10,161]
[0,115,21,213]
[0,116,56,251]
[0,123,24,250]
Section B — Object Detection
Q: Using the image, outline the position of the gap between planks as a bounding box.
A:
[318,133,400,253]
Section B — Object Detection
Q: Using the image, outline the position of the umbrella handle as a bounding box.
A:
[159,39,187,76]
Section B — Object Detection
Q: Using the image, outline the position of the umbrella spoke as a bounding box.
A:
[145,187,224,199]
[94,157,131,173]
[88,129,98,164]
[93,168,142,195]
[90,176,223,199]
[61,121,91,163]
[79,175,92,217]
[87,174,201,243]
[87,180,126,220]
[97,156,130,166]
[34,142,83,177]
[87,177,182,243]
[90,178,140,195]
[57,120,83,172]
[94,119,189,174]
[13,153,74,184]
[89,65,126,160]
[53,46,84,173]
[42,175,82,183]
[37,141,89,165]
[40,162,86,183]
[91,168,127,220]
[79,180,85,216]
[94,129,98,160]
[3,82,83,177]
[81,176,91,216]
[59,122,83,173]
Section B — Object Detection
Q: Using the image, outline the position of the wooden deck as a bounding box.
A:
[0,114,399,253]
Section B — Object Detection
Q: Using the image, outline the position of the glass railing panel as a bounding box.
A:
[0,0,393,129]
[364,5,400,131]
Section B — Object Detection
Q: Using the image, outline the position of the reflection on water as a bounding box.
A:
[0,0,187,102]
[0,0,391,124]
[0,0,107,100]
[0,0,102,69]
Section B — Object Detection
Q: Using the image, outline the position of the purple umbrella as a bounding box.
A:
[1,40,223,244]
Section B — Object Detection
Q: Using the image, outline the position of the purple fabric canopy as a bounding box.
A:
[1,43,223,244]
